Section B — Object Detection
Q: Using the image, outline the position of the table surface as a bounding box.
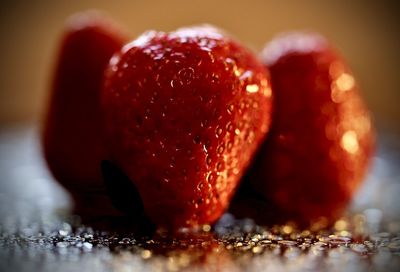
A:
[0,127,399,272]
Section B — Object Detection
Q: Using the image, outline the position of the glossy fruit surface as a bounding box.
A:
[235,32,375,226]
[102,26,273,229]
[42,11,128,217]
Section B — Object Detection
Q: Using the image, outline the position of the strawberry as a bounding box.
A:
[232,32,375,226]
[42,11,128,218]
[101,26,273,229]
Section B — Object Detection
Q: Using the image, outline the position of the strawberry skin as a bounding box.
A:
[101,26,273,229]
[42,11,128,217]
[235,33,375,226]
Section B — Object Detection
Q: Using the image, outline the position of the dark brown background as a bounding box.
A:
[0,0,399,133]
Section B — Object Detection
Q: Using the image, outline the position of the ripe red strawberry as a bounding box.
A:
[232,32,375,226]
[42,11,128,218]
[101,26,273,229]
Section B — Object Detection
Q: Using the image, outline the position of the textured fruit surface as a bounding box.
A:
[42,11,127,216]
[102,26,273,229]
[235,32,375,226]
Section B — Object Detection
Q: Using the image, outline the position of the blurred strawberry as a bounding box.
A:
[101,26,273,229]
[232,32,375,227]
[42,11,128,218]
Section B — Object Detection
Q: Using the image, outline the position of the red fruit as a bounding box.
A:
[101,26,273,229]
[237,32,375,226]
[42,11,128,217]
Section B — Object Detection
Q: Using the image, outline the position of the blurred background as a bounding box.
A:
[0,0,399,134]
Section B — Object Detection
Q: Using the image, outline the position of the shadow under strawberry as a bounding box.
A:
[71,161,156,236]
[228,177,292,226]
[229,173,336,230]
[228,151,327,229]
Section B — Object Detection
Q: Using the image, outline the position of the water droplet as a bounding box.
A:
[216,126,223,137]
[141,249,152,259]
[351,243,367,254]
[278,240,297,246]
[263,86,272,97]
[239,100,246,110]
[227,104,235,114]
[282,225,293,234]
[227,141,233,151]
[335,73,355,92]
[58,229,69,236]
[226,122,234,132]
[82,242,92,249]
[252,246,262,254]
[211,73,220,83]
[202,224,211,232]
[341,130,359,154]
[246,84,259,93]
[178,67,195,85]
[208,52,215,63]
[56,242,68,248]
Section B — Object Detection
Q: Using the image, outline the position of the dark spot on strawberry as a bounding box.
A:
[193,135,201,144]
[136,115,143,126]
